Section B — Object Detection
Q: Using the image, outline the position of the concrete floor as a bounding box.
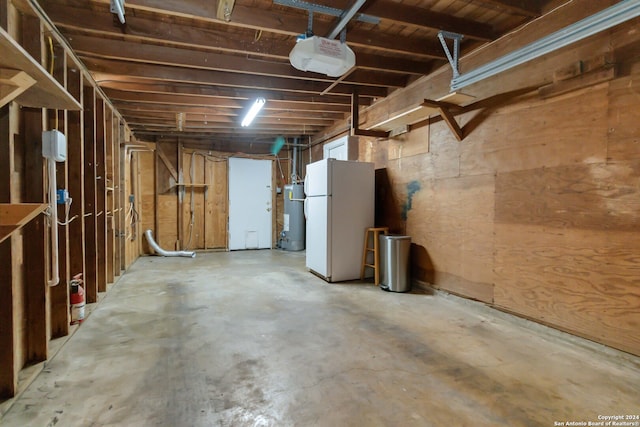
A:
[1,250,639,427]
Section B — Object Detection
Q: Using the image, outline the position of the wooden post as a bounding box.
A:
[83,84,98,303]
[105,106,115,284]
[95,96,107,293]
[177,139,183,249]
[21,15,48,365]
[351,87,389,138]
[118,122,126,271]
[113,116,122,276]
[0,102,16,398]
[66,59,85,293]
[49,42,69,338]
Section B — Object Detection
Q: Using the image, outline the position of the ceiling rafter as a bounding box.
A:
[89,0,497,41]
[47,3,448,60]
[68,34,408,88]
[475,0,542,17]
[84,57,388,97]
[36,0,554,151]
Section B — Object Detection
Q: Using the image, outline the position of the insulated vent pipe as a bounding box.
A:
[145,229,196,258]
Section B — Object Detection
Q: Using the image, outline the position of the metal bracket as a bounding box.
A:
[307,10,314,35]
[438,31,463,78]
[273,0,380,25]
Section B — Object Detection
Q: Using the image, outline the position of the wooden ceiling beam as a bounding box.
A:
[68,35,407,88]
[475,0,542,17]
[104,89,353,113]
[360,2,496,41]
[129,122,324,133]
[98,80,358,106]
[131,120,334,131]
[87,0,496,42]
[147,133,309,144]
[115,103,346,120]
[72,31,435,75]
[120,110,335,125]
[44,2,446,60]
[83,57,388,98]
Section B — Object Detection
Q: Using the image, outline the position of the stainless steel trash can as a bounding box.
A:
[379,235,411,292]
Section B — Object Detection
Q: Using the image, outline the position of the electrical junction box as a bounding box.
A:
[42,130,67,162]
[56,189,69,205]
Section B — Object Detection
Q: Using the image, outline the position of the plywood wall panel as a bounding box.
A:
[205,157,227,249]
[380,144,495,301]
[138,151,155,254]
[387,125,429,160]
[496,163,640,232]
[460,86,609,176]
[407,174,495,302]
[423,123,461,180]
[494,223,640,355]
[311,4,640,357]
[181,153,205,250]
[157,194,178,251]
[124,151,142,267]
[607,74,640,163]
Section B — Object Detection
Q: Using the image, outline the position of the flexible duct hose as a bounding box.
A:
[145,229,196,258]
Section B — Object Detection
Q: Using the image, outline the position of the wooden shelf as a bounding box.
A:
[0,69,36,107]
[0,26,81,110]
[367,92,475,132]
[174,183,209,188]
[0,203,48,244]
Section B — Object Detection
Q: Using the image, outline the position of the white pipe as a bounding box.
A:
[145,229,196,258]
[48,158,60,286]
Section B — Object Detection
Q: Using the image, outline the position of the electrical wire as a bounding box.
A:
[57,197,79,226]
[125,198,139,241]
[182,153,197,250]
[130,201,140,241]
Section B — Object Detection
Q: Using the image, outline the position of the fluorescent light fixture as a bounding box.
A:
[241,98,266,127]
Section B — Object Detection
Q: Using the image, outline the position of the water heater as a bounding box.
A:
[280,184,305,251]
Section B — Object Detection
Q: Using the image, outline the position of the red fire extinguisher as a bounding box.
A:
[70,273,85,324]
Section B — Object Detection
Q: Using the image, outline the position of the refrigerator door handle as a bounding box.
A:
[303,197,309,219]
[303,176,309,196]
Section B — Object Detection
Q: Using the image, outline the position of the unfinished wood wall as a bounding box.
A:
[0,0,138,401]
[145,144,230,252]
[342,16,640,356]
[180,151,228,250]
[141,141,288,254]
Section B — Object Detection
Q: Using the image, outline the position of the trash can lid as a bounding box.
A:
[384,235,411,240]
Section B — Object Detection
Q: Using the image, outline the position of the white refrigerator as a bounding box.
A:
[304,158,374,282]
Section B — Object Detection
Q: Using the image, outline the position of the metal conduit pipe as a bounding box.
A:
[292,137,298,183]
[145,229,196,258]
[47,158,60,286]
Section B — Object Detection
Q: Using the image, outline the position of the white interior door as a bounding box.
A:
[323,136,348,160]
[228,157,272,250]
